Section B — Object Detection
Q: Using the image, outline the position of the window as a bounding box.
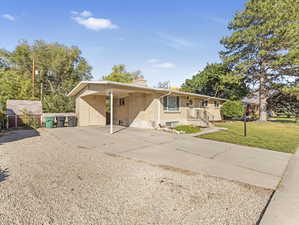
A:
[163,96,180,112]
[119,98,125,106]
[186,98,193,107]
[214,101,220,108]
[200,100,208,108]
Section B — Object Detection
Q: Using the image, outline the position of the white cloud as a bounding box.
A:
[71,11,118,31]
[157,33,195,49]
[2,14,15,21]
[153,62,176,69]
[79,10,92,17]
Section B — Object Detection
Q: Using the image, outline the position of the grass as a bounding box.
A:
[174,125,201,134]
[199,121,299,153]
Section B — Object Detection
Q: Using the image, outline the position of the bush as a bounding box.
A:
[174,125,201,134]
[21,110,41,129]
[221,100,244,119]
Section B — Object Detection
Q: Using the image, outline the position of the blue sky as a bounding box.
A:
[1,0,246,87]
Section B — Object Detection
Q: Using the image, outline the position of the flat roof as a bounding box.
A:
[68,80,227,101]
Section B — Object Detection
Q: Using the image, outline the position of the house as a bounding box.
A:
[68,79,226,133]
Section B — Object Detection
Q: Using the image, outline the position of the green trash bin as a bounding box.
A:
[45,116,54,128]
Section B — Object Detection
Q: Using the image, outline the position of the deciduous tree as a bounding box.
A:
[181,63,248,100]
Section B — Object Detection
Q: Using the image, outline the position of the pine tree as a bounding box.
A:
[221,0,299,121]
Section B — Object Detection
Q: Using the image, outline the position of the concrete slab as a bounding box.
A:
[120,146,281,190]
[43,127,292,190]
[260,149,299,225]
[214,145,291,177]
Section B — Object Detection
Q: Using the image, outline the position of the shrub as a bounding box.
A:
[221,100,244,119]
[21,110,41,129]
[174,125,201,134]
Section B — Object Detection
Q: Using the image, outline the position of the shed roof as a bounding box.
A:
[6,100,43,115]
[68,81,227,101]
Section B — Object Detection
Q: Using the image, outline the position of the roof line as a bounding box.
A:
[67,80,227,101]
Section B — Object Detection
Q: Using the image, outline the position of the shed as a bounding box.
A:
[6,100,43,128]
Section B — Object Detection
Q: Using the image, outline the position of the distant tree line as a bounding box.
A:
[0,40,92,113]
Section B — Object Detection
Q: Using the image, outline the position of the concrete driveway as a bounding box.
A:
[0,127,291,225]
[47,126,291,190]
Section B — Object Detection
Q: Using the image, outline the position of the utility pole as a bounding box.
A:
[32,56,35,97]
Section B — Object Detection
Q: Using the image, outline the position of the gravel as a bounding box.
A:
[0,129,272,225]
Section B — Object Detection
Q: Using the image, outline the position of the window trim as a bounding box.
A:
[119,98,125,106]
[163,95,181,112]
[200,100,209,108]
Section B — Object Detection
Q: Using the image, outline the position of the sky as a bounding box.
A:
[0,0,247,87]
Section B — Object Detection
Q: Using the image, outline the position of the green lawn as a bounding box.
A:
[199,121,299,153]
[175,125,201,134]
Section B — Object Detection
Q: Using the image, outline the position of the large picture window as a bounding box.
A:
[163,96,180,112]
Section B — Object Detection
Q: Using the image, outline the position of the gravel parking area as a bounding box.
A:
[0,129,271,225]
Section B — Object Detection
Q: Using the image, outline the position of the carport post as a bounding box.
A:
[110,90,113,134]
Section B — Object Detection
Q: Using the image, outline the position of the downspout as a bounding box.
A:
[157,90,172,128]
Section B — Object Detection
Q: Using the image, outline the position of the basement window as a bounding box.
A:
[163,96,180,112]
[200,100,208,108]
[214,101,220,108]
[119,98,125,106]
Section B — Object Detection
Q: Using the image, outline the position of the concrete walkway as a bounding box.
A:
[190,127,228,137]
[44,126,292,190]
[260,148,299,225]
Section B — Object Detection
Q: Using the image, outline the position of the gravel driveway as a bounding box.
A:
[0,129,271,225]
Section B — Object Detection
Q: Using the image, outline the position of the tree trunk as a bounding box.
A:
[259,75,268,121]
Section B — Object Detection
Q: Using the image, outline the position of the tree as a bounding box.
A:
[220,0,299,121]
[181,63,248,100]
[267,91,299,118]
[157,81,170,89]
[102,64,143,83]
[0,70,33,107]
[0,40,92,112]
[220,100,244,119]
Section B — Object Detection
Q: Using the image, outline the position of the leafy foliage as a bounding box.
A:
[0,70,34,107]
[103,64,143,83]
[21,109,41,129]
[0,40,92,112]
[267,91,299,117]
[43,94,75,113]
[181,63,248,100]
[220,0,299,120]
[220,100,244,119]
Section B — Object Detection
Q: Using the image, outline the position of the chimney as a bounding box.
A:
[132,77,148,87]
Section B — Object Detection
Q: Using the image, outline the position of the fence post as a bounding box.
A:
[15,115,17,128]
[6,115,8,129]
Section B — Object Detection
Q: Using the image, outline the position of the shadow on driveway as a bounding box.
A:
[0,168,9,183]
[0,129,40,145]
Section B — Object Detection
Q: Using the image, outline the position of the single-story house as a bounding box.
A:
[68,79,226,133]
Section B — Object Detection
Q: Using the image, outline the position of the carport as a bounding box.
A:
[68,81,157,134]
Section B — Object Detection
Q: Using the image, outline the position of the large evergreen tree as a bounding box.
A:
[220,0,299,121]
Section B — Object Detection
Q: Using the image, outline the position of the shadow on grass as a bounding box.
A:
[268,119,297,124]
[0,128,40,145]
[0,168,9,183]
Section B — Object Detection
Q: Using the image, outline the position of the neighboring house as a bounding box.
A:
[68,79,226,131]
[6,100,43,128]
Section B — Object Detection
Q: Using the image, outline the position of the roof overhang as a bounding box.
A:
[68,81,227,101]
